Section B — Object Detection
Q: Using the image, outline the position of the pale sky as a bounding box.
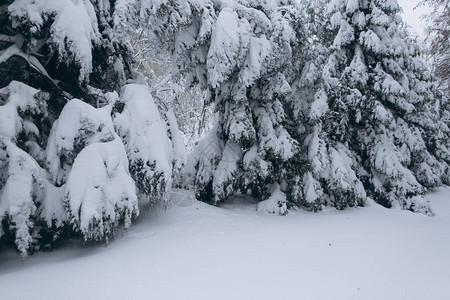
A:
[397,0,432,37]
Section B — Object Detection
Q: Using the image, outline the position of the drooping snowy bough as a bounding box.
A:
[112,84,186,207]
[0,82,66,256]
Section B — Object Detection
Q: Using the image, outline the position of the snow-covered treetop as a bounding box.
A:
[327,0,407,58]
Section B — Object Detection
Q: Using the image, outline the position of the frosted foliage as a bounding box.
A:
[146,0,303,89]
[301,172,322,204]
[225,96,256,145]
[0,82,45,141]
[0,143,65,257]
[8,0,101,81]
[39,180,65,229]
[44,88,181,242]
[302,126,366,208]
[394,119,425,154]
[373,101,393,124]
[329,145,366,199]
[213,142,241,203]
[309,90,329,119]
[333,19,354,47]
[64,138,138,241]
[0,82,66,256]
[255,105,297,161]
[239,36,272,86]
[186,126,223,190]
[370,6,391,26]
[113,0,139,38]
[257,183,288,215]
[207,8,250,87]
[346,0,359,14]
[163,109,188,180]
[46,99,116,186]
[359,29,385,53]
[305,127,330,176]
[345,45,368,85]
[352,11,366,29]
[374,0,399,11]
[113,84,174,205]
[0,143,38,257]
[206,2,289,87]
[143,0,217,87]
[242,145,271,177]
[371,136,423,194]
[1,1,193,255]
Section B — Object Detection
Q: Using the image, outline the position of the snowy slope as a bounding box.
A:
[1,188,450,300]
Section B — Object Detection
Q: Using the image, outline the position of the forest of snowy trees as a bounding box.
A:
[0,0,448,257]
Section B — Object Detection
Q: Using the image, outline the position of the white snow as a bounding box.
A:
[46,99,116,185]
[207,7,249,87]
[185,125,223,187]
[64,138,139,241]
[239,36,271,86]
[256,183,287,215]
[0,81,43,140]
[113,84,173,186]
[9,0,100,81]
[333,19,355,47]
[0,81,64,256]
[213,141,241,203]
[0,143,39,255]
[359,29,385,54]
[1,188,449,299]
[309,90,329,119]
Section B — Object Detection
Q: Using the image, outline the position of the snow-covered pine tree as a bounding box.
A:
[0,0,185,255]
[288,0,367,211]
[144,0,309,214]
[295,0,449,214]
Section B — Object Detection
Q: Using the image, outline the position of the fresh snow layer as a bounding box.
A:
[9,0,100,81]
[1,188,450,300]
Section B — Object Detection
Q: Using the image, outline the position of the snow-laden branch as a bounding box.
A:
[0,34,23,45]
[0,44,48,75]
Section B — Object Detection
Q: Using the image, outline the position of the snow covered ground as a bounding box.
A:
[1,188,449,300]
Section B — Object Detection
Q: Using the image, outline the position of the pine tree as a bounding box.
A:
[295,0,449,213]
[0,0,185,256]
[289,0,367,211]
[146,0,310,214]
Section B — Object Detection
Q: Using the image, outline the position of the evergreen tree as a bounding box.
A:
[289,0,367,211]
[295,0,449,213]
[145,0,310,214]
[0,0,184,256]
